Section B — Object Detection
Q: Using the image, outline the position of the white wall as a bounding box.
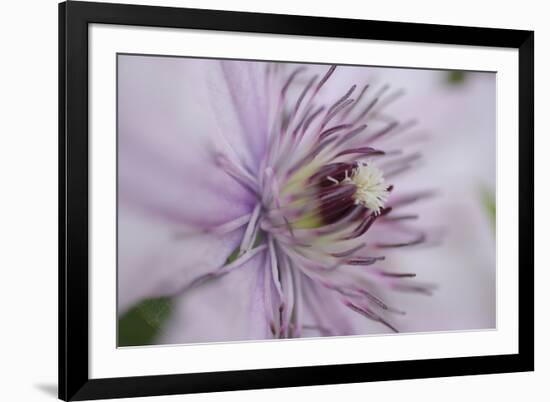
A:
[0,0,545,401]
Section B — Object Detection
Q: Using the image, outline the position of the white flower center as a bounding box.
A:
[342,162,389,215]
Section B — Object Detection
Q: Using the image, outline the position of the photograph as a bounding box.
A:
[116,54,497,347]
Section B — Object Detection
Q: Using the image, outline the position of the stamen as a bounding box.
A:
[342,162,390,215]
[350,84,390,125]
[268,237,284,300]
[382,214,419,222]
[308,163,350,184]
[291,104,314,138]
[351,96,380,126]
[346,256,385,266]
[319,124,353,141]
[322,98,355,129]
[330,243,366,258]
[379,272,417,278]
[388,191,434,208]
[301,106,325,136]
[292,74,318,118]
[289,266,302,337]
[317,184,358,221]
[185,245,267,292]
[282,73,318,142]
[344,300,399,333]
[376,233,426,248]
[278,253,295,337]
[202,213,252,235]
[333,124,368,149]
[280,244,339,273]
[382,152,422,178]
[239,203,262,255]
[315,65,337,95]
[391,281,436,296]
[297,205,363,238]
[286,136,339,176]
[370,88,406,116]
[343,208,391,240]
[336,146,385,158]
[326,85,356,117]
[281,67,307,97]
[341,83,369,121]
[264,269,278,337]
[215,153,258,195]
[364,120,399,143]
[356,288,406,315]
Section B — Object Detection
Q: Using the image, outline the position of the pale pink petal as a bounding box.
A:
[300,275,391,337]
[158,251,271,344]
[117,208,243,314]
[216,60,270,167]
[363,70,497,331]
[118,55,269,227]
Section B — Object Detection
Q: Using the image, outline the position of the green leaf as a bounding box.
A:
[225,247,240,264]
[446,70,467,86]
[480,188,496,231]
[118,297,172,347]
[225,232,264,264]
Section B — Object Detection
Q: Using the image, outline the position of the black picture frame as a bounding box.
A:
[59,1,534,400]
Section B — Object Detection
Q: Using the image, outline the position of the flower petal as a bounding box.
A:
[216,60,271,167]
[299,276,390,337]
[117,208,244,314]
[158,251,271,344]
[118,55,266,227]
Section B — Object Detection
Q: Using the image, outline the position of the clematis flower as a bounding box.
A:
[117,55,491,344]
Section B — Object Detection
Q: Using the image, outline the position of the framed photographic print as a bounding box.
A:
[59,1,534,400]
